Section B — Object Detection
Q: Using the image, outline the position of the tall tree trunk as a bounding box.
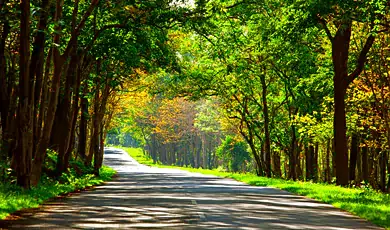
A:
[356,146,362,183]
[333,78,349,185]
[31,0,67,186]
[93,78,110,175]
[30,0,49,155]
[196,136,201,168]
[330,20,375,185]
[313,143,319,182]
[380,151,386,192]
[53,52,79,175]
[0,19,11,161]
[331,139,336,178]
[361,146,369,181]
[15,0,33,188]
[202,133,207,169]
[288,125,297,180]
[305,145,313,181]
[260,74,271,177]
[273,151,281,178]
[387,152,390,192]
[325,139,331,183]
[240,126,263,176]
[36,48,52,143]
[349,134,358,181]
[63,56,82,171]
[369,148,379,189]
[296,142,303,180]
[78,84,89,161]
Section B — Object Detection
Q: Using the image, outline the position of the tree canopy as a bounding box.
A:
[1,0,390,193]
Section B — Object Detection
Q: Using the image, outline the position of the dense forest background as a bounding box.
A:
[1,0,390,192]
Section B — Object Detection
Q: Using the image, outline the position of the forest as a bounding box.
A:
[109,0,390,192]
[0,0,390,195]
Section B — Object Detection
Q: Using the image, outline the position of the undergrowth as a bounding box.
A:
[0,150,116,220]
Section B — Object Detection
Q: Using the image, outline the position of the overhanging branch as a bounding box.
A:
[317,14,333,43]
[346,34,375,86]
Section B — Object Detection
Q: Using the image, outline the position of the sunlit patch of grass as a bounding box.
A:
[0,166,116,220]
[120,146,390,229]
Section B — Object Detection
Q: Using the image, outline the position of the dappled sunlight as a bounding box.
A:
[0,148,381,229]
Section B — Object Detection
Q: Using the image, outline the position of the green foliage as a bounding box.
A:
[0,166,116,220]
[0,161,13,184]
[216,136,250,172]
[194,99,222,133]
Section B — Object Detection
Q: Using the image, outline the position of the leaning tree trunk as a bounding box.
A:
[240,121,264,176]
[78,83,89,161]
[63,54,83,171]
[30,0,49,155]
[53,51,79,175]
[93,78,110,175]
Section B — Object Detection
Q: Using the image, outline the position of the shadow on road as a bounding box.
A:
[0,148,382,230]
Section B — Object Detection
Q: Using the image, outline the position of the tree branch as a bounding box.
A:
[62,0,99,59]
[316,14,333,43]
[84,23,129,53]
[226,1,257,9]
[0,0,7,12]
[346,34,375,86]
[71,0,80,36]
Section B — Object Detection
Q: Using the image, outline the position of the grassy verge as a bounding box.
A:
[0,165,116,220]
[120,146,390,229]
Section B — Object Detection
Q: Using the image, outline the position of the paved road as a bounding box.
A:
[1,147,382,229]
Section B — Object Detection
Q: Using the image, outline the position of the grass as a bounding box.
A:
[119,146,390,229]
[0,165,116,220]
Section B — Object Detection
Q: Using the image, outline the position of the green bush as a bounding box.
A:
[0,148,116,220]
[216,136,251,172]
[0,166,116,220]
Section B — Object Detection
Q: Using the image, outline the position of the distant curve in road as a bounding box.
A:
[1,147,382,229]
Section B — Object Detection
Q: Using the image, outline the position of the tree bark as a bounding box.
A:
[31,0,67,186]
[329,20,375,186]
[361,146,369,181]
[0,19,11,161]
[332,21,352,186]
[78,82,89,161]
[325,139,331,183]
[273,151,281,178]
[53,52,79,175]
[305,145,313,181]
[15,0,33,188]
[30,0,49,155]
[387,152,390,192]
[313,143,319,182]
[93,76,111,175]
[288,125,297,180]
[260,74,271,177]
[63,54,83,171]
[349,134,358,181]
[380,152,386,192]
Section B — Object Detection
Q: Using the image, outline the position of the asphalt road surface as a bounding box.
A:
[0,147,382,229]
